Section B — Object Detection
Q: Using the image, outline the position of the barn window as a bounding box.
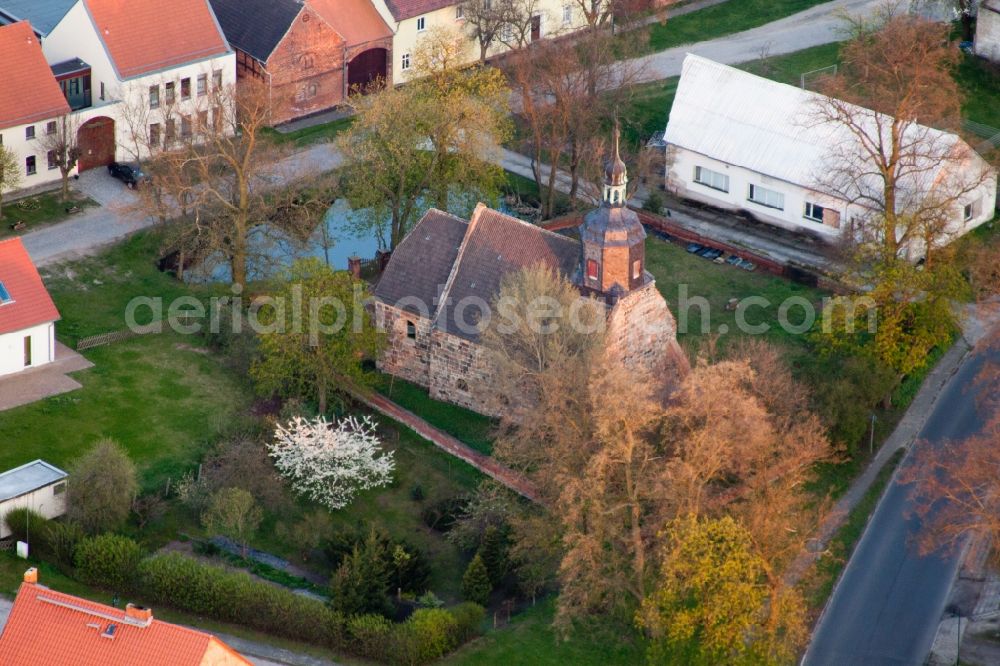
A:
[417,16,426,31]
[53,482,66,495]
[586,259,598,281]
[406,320,416,339]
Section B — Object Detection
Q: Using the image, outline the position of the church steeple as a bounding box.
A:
[603,124,628,207]
[578,125,647,296]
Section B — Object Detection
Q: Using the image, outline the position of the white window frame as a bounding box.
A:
[401,52,411,70]
[804,202,825,223]
[416,16,426,31]
[562,4,572,24]
[693,166,729,193]
[456,5,464,19]
[964,201,975,221]
[748,183,784,210]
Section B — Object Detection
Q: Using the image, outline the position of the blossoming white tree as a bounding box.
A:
[269,415,395,510]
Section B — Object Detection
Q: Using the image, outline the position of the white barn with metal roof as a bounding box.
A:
[662,54,997,250]
[0,459,67,539]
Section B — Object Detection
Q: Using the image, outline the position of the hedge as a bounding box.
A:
[74,534,143,591]
[136,553,346,648]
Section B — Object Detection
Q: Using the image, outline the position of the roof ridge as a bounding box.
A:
[430,206,482,326]
[475,203,580,247]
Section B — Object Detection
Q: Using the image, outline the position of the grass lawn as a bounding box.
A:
[373,374,495,455]
[644,0,832,53]
[5,228,483,604]
[0,189,97,240]
[955,54,1000,129]
[442,598,647,665]
[645,236,826,359]
[1,234,246,491]
[262,116,354,147]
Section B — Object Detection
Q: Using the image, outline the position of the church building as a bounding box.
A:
[373,132,685,415]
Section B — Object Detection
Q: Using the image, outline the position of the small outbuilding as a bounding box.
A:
[0,459,68,539]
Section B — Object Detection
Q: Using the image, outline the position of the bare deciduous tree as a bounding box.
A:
[39,115,81,202]
[0,144,21,221]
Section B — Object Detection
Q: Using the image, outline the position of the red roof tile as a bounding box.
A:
[0,238,60,335]
[0,22,71,129]
[309,0,393,46]
[0,580,251,666]
[84,0,230,79]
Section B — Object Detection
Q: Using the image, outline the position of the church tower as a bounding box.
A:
[579,127,647,296]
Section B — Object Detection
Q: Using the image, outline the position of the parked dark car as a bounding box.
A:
[107,161,146,189]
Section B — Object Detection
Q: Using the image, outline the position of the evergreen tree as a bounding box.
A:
[329,529,391,616]
[477,525,509,587]
[461,554,492,606]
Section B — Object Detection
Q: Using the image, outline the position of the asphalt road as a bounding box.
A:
[803,345,997,665]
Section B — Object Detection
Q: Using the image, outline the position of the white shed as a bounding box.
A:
[0,460,68,539]
[976,1,1000,63]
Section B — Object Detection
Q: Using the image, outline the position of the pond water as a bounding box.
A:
[183,199,384,284]
[182,194,527,284]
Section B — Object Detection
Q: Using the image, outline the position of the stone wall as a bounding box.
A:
[427,330,499,416]
[605,280,689,377]
[977,4,1000,63]
[375,303,432,388]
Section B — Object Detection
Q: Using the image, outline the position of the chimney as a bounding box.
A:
[23,568,38,584]
[348,255,362,279]
[125,603,153,625]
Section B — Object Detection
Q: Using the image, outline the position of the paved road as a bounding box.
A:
[803,342,999,665]
[630,0,882,83]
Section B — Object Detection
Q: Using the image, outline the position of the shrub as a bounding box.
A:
[448,602,486,643]
[404,608,459,662]
[348,613,393,661]
[461,554,492,606]
[421,496,467,533]
[66,439,139,534]
[74,534,142,592]
[46,521,85,568]
[642,192,664,216]
[137,552,346,647]
[3,508,49,549]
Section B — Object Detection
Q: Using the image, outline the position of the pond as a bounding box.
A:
[183,199,384,284]
[182,194,530,284]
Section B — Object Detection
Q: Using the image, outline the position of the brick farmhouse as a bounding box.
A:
[210,0,393,125]
[374,137,686,415]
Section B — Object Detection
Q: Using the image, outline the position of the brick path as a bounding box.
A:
[358,392,541,504]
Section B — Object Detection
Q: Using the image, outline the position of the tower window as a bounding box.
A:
[405,320,416,339]
[586,259,598,281]
[632,259,641,280]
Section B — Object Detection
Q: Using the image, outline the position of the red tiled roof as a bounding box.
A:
[84,0,230,79]
[0,22,71,129]
[0,238,60,335]
[383,0,455,22]
[0,581,251,666]
[309,0,393,46]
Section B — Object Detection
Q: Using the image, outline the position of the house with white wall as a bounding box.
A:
[663,55,997,254]
[0,238,59,379]
[370,0,589,81]
[976,0,1000,62]
[0,460,67,539]
[0,21,72,192]
[0,0,235,170]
